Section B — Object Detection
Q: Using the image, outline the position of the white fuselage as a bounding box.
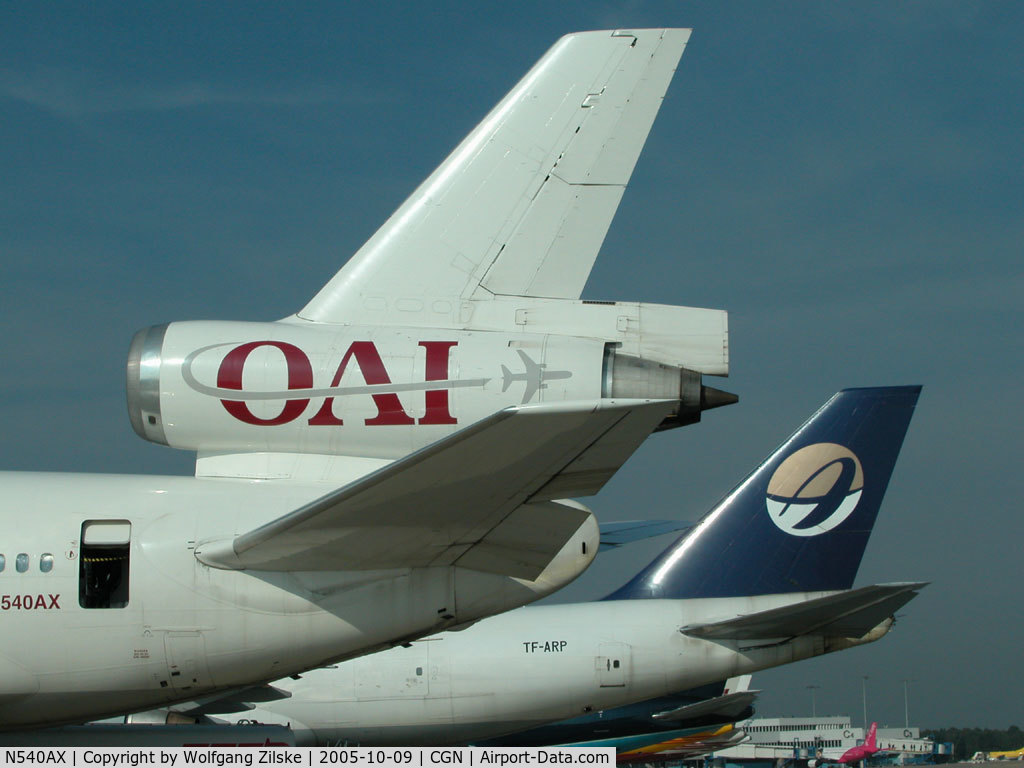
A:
[236,595,883,746]
[0,472,593,729]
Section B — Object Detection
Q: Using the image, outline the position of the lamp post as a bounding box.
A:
[807,684,821,718]
[902,678,915,728]
[862,676,869,731]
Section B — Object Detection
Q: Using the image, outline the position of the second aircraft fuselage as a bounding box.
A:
[235,596,887,746]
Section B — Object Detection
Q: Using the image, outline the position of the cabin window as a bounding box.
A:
[40,554,54,573]
[0,554,5,572]
[15,553,28,573]
[79,520,131,609]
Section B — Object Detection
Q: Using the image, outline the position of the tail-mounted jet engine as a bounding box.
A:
[128,302,735,464]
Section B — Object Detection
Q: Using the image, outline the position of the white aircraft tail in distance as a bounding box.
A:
[1,28,726,729]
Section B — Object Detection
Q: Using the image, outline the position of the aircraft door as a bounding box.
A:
[164,632,210,693]
[595,642,631,687]
[79,520,131,609]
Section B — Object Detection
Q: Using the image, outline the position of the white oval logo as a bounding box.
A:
[766,443,864,537]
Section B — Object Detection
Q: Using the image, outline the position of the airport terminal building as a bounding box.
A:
[707,716,952,766]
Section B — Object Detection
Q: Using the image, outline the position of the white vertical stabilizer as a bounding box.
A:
[299,29,691,325]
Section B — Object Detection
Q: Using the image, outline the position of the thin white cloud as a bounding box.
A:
[0,67,375,117]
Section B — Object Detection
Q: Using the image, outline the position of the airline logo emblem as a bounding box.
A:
[765,443,864,537]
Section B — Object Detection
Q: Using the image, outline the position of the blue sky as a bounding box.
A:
[2,2,1021,730]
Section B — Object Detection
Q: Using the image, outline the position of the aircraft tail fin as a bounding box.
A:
[298,29,691,325]
[866,722,878,750]
[605,386,921,599]
[723,675,753,695]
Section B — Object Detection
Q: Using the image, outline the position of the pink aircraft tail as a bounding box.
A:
[865,722,878,750]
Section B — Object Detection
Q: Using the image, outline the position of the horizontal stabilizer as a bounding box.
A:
[682,582,928,640]
[652,690,760,723]
[168,685,292,717]
[196,399,675,578]
[450,501,590,579]
[600,519,693,550]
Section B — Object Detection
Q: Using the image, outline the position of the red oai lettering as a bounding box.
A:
[217,341,313,425]
[308,342,415,426]
[418,341,458,425]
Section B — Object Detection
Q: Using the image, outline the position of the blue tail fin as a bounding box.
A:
[605,386,921,600]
